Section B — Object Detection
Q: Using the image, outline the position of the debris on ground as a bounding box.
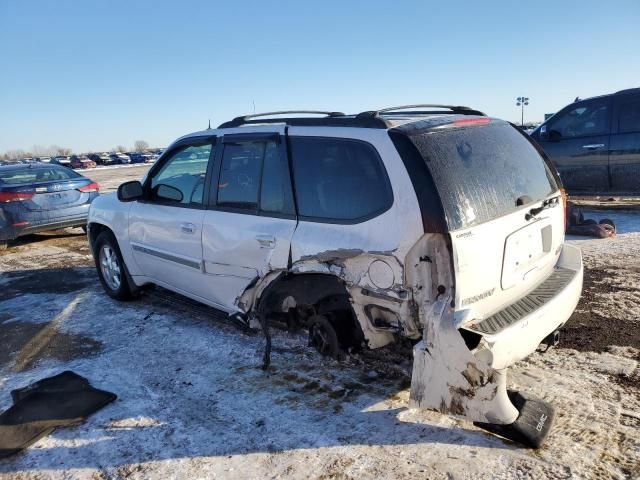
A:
[0,371,116,458]
[566,202,616,238]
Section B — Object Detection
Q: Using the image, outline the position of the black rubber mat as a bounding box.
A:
[0,371,116,458]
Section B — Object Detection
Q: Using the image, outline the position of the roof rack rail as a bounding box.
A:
[219,110,345,128]
[356,104,486,118]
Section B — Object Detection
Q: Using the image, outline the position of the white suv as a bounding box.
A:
[88,106,583,447]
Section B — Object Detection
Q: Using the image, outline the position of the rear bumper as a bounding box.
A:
[465,243,583,369]
[0,214,88,241]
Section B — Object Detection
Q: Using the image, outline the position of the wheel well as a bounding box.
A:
[87,223,111,254]
[257,273,365,349]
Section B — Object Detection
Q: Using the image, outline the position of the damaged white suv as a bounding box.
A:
[88,106,583,447]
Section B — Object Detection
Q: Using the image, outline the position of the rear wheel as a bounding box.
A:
[308,314,341,359]
[94,231,137,300]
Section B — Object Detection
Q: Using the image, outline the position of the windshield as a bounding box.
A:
[405,122,559,230]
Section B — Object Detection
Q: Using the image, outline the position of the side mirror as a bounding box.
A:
[117,181,144,202]
[155,184,183,202]
[539,124,548,139]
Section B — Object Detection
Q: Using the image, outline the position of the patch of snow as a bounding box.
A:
[0,286,637,479]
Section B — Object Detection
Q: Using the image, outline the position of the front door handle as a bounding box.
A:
[181,222,196,234]
[582,143,605,150]
[255,234,276,248]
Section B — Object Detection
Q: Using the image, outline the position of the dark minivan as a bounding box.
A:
[531,87,640,194]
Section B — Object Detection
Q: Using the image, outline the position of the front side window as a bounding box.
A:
[150,143,212,206]
[289,137,393,222]
[548,99,610,138]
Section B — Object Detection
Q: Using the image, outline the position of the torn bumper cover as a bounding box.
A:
[410,244,583,447]
[410,298,519,426]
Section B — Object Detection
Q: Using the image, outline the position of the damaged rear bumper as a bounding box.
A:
[462,243,583,369]
[410,243,583,447]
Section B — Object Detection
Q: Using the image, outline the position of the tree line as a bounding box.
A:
[1,140,151,161]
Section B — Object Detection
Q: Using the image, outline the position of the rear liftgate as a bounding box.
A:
[409,297,554,448]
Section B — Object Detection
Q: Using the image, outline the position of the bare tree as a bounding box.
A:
[134,140,149,152]
[114,145,127,153]
[55,146,72,156]
[4,149,28,160]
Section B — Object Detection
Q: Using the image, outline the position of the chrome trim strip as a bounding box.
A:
[132,244,201,270]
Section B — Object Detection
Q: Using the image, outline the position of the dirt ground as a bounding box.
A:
[0,166,638,479]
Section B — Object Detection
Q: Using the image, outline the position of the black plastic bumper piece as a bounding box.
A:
[474,390,555,448]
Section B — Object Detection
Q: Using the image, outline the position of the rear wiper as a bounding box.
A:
[525,196,560,221]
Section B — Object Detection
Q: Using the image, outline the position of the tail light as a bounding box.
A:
[0,191,34,203]
[78,182,100,193]
[560,188,567,230]
[452,117,491,127]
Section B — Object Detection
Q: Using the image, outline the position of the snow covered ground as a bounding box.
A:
[0,225,638,479]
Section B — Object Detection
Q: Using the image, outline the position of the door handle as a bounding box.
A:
[255,234,276,248]
[181,222,196,234]
[582,144,605,150]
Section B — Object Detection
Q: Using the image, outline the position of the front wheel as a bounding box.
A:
[94,231,137,300]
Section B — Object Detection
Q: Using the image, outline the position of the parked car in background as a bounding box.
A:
[126,152,146,163]
[531,87,640,194]
[69,155,97,169]
[87,106,582,448]
[109,153,130,164]
[87,153,109,166]
[50,156,72,167]
[0,163,99,249]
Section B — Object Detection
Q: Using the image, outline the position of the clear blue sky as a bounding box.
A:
[1,0,638,153]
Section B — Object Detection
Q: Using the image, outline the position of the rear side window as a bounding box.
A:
[260,142,295,215]
[618,96,640,133]
[289,137,393,222]
[403,122,558,230]
[0,166,79,185]
[217,142,263,208]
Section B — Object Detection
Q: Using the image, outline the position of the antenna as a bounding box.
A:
[207,119,211,130]
[252,100,256,114]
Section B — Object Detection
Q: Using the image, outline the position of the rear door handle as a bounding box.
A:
[255,234,276,248]
[582,144,605,150]
[181,222,196,234]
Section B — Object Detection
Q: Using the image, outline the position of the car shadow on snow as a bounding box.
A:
[3,228,86,250]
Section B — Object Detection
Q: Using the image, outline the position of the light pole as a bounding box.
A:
[516,96,529,127]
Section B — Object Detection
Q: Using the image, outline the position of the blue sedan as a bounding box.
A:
[0,163,99,249]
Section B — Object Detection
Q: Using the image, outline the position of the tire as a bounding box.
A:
[94,230,137,300]
[599,218,616,232]
[308,314,341,359]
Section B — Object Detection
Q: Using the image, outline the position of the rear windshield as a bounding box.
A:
[405,122,559,230]
[0,166,79,185]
